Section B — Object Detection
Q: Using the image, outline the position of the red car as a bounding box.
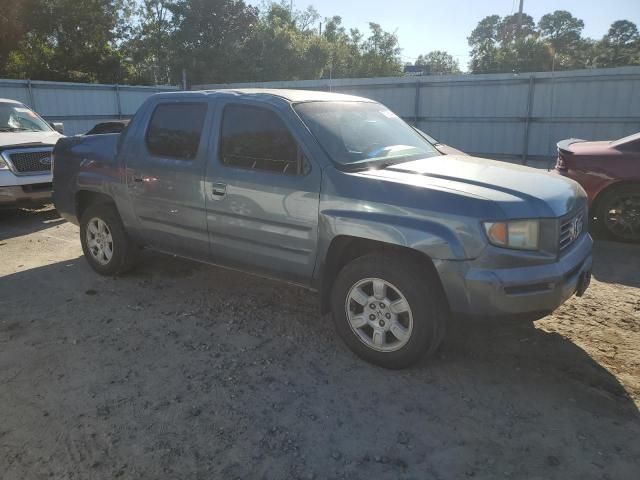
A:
[556,132,640,242]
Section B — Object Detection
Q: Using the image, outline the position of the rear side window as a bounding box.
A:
[220,104,302,175]
[146,103,207,159]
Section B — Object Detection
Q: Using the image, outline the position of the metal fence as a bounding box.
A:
[0,79,177,135]
[196,66,640,165]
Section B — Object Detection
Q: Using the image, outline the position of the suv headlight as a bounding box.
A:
[483,220,540,250]
[0,155,8,170]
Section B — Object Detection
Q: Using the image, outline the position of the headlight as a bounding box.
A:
[0,155,8,170]
[483,220,539,250]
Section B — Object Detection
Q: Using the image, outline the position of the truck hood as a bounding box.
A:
[360,155,585,218]
[0,130,62,148]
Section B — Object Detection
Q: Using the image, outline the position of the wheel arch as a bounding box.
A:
[591,179,640,219]
[318,235,449,315]
[75,190,117,221]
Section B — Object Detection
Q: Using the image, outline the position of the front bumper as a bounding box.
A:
[0,171,53,206]
[0,184,52,206]
[437,233,593,317]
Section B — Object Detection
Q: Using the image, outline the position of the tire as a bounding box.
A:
[79,202,138,275]
[595,184,640,243]
[330,253,448,369]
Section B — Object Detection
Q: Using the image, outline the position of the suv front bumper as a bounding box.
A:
[436,233,593,317]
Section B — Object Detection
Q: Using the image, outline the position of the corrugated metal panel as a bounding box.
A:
[0,79,177,135]
[196,67,640,163]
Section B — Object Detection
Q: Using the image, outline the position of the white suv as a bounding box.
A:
[0,98,63,207]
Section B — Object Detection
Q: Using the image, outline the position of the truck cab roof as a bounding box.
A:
[154,88,374,104]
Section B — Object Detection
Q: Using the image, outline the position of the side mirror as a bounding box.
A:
[50,122,64,134]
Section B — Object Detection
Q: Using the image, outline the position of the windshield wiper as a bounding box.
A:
[0,127,37,132]
[341,155,428,172]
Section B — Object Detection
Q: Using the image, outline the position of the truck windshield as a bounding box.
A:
[0,103,52,132]
[294,101,439,169]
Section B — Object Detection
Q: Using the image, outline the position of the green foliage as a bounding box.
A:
[0,0,402,84]
[2,0,133,82]
[593,20,640,68]
[1,1,638,84]
[415,51,461,75]
[468,10,639,74]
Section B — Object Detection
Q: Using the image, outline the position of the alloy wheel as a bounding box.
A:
[345,277,414,352]
[605,194,640,241]
[86,217,114,265]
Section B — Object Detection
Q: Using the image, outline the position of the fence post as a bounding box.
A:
[26,79,36,110]
[414,80,421,126]
[522,75,535,165]
[115,84,122,119]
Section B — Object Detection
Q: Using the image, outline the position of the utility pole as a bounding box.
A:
[517,0,524,34]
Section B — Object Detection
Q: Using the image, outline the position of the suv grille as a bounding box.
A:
[6,149,53,174]
[559,209,585,252]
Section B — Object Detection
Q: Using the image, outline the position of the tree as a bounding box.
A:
[497,37,552,73]
[468,15,502,73]
[468,10,583,73]
[468,14,502,47]
[0,0,35,76]
[240,2,329,82]
[594,20,640,67]
[5,0,134,83]
[538,10,584,49]
[497,13,537,44]
[415,51,460,75]
[169,0,259,85]
[124,0,176,85]
[358,23,403,77]
[538,10,585,69]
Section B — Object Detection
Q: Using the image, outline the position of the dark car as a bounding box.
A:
[556,132,640,242]
[85,120,130,135]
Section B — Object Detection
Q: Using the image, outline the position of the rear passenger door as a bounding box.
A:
[204,101,321,285]
[128,100,211,258]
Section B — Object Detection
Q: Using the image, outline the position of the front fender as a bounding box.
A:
[318,209,466,260]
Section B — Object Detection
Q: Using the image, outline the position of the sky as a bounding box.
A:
[248,0,640,71]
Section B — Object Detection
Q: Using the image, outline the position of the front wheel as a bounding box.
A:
[331,253,448,369]
[80,203,138,275]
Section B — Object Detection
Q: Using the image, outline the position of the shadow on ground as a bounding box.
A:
[1,239,639,479]
[590,239,640,287]
[0,204,64,241]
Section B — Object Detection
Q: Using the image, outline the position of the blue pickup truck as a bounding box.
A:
[53,89,593,368]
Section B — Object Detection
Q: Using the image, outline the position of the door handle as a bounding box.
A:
[211,183,227,198]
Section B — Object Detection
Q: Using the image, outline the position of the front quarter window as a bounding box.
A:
[294,101,439,169]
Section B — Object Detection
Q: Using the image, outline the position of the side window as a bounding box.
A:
[220,104,304,175]
[146,102,207,160]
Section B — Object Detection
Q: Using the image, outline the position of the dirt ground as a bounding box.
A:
[1,206,639,480]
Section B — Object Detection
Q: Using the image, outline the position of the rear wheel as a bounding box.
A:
[596,185,640,243]
[80,203,138,275]
[331,253,447,369]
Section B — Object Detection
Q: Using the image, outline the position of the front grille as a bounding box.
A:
[559,209,585,252]
[7,149,53,174]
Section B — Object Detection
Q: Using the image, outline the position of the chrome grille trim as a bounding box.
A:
[559,209,585,252]
[1,147,54,176]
